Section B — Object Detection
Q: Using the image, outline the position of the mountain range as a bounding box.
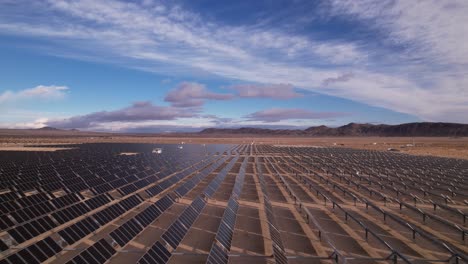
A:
[199,122,468,137]
[1,122,467,137]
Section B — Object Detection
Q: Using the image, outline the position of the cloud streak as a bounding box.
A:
[230,83,302,99]
[322,73,354,86]
[46,101,197,129]
[164,82,234,107]
[245,108,348,122]
[0,85,69,103]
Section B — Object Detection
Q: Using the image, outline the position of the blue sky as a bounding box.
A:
[0,0,467,132]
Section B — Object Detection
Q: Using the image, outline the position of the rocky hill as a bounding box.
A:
[199,122,468,137]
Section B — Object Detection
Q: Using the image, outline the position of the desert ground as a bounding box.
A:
[1,131,467,160]
[0,142,466,264]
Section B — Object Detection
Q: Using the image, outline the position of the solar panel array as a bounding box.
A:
[202,155,240,198]
[66,238,116,264]
[137,154,240,264]
[0,143,232,263]
[256,157,288,264]
[257,145,468,263]
[2,142,466,263]
[206,157,247,264]
[1,237,61,264]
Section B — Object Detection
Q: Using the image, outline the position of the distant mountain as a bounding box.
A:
[199,122,468,137]
[36,126,60,131]
[199,127,305,135]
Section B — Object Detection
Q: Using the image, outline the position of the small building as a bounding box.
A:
[152,148,162,154]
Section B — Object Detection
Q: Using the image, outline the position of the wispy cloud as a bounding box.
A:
[322,72,354,86]
[164,82,234,107]
[230,83,302,99]
[245,108,348,122]
[46,101,197,129]
[0,85,69,103]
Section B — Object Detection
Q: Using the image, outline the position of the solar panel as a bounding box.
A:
[206,243,229,264]
[59,217,100,245]
[147,241,171,263]
[269,225,284,250]
[44,237,62,254]
[94,239,115,259]
[80,250,100,264]
[179,206,197,227]
[273,244,288,264]
[17,248,40,264]
[162,219,187,249]
[87,246,107,263]
[191,196,206,213]
[110,218,143,247]
[85,193,112,210]
[154,195,174,212]
[0,239,8,252]
[146,185,163,196]
[0,215,15,230]
[36,239,54,257]
[67,239,115,264]
[5,253,24,264]
[26,244,48,262]
[216,222,233,250]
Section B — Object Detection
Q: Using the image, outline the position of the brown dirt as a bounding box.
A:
[1,135,468,160]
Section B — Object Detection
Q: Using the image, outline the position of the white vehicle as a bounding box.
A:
[152,148,162,154]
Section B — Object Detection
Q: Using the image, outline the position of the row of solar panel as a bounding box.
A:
[66,239,116,264]
[203,156,239,198]
[83,157,224,259]
[0,192,21,204]
[146,164,199,197]
[174,155,229,197]
[206,243,229,264]
[7,215,57,244]
[0,147,185,194]
[109,195,175,248]
[58,217,100,245]
[1,168,158,235]
[137,241,171,264]
[110,157,228,250]
[257,157,288,264]
[0,146,193,200]
[93,195,143,226]
[206,157,247,264]
[53,156,201,263]
[231,157,248,199]
[0,237,62,264]
[4,194,112,247]
[7,188,140,249]
[138,156,238,263]
[214,198,238,250]
[0,145,230,262]
[145,156,218,197]
[136,172,226,264]
[161,196,207,249]
[1,192,53,218]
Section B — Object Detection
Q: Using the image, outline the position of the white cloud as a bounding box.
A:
[327,0,468,66]
[245,108,348,122]
[0,85,69,103]
[45,101,197,129]
[230,83,302,99]
[0,118,49,129]
[164,82,234,107]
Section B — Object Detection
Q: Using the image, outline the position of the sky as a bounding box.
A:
[0,0,467,132]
